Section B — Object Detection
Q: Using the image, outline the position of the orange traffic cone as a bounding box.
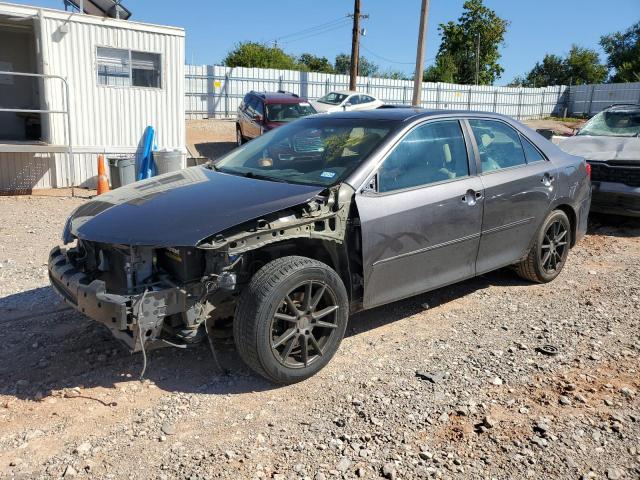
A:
[97,154,110,195]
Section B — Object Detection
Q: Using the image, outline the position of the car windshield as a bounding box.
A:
[265,102,316,122]
[578,109,640,137]
[214,118,397,186]
[317,92,348,105]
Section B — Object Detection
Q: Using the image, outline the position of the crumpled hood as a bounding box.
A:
[559,135,640,163]
[67,167,324,247]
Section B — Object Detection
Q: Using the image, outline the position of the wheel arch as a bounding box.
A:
[552,202,578,248]
[240,238,354,302]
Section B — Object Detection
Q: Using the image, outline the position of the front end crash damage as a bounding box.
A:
[48,183,356,355]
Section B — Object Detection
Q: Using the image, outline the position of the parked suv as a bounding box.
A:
[560,104,640,216]
[236,90,316,145]
[50,109,590,384]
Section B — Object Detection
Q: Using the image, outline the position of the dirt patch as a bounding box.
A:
[523,117,587,136]
[186,119,236,161]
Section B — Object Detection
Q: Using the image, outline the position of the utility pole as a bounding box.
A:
[412,0,430,106]
[348,0,368,91]
[475,32,480,85]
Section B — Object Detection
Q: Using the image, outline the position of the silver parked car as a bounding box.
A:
[560,104,640,217]
[49,109,591,384]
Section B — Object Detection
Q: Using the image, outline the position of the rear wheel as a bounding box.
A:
[233,256,349,384]
[515,210,571,283]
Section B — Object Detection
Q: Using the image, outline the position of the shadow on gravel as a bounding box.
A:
[0,287,275,402]
[2,214,635,401]
[1,271,526,401]
[346,268,528,338]
[588,213,640,237]
[194,141,236,161]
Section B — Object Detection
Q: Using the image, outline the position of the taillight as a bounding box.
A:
[585,162,591,180]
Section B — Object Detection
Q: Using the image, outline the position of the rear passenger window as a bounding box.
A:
[468,119,526,173]
[521,136,545,163]
[378,120,469,193]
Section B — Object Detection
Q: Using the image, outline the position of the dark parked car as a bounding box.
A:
[49,109,591,384]
[236,90,316,145]
[560,104,640,217]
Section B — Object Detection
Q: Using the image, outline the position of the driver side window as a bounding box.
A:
[378,120,470,193]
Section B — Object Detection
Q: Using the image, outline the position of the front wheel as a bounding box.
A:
[233,256,349,384]
[515,210,571,283]
[236,126,245,146]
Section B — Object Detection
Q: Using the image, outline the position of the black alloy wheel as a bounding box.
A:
[270,280,339,368]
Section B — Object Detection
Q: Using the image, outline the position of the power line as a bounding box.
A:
[279,22,351,45]
[272,17,350,43]
[360,43,417,65]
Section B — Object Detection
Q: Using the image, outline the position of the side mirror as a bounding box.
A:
[343,102,352,110]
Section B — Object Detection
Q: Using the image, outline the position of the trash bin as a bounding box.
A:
[153,149,183,175]
[108,156,136,189]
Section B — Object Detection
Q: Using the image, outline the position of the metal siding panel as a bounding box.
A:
[39,13,184,187]
[0,152,56,191]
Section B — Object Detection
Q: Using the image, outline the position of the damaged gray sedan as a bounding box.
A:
[49,109,591,384]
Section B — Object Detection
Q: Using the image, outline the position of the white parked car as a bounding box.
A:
[311,90,384,113]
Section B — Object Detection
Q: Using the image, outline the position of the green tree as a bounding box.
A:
[600,21,640,83]
[520,54,567,87]
[514,46,608,87]
[423,53,458,83]
[506,76,526,87]
[431,0,509,85]
[223,42,298,70]
[334,53,379,77]
[379,70,410,80]
[564,45,608,85]
[297,53,335,73]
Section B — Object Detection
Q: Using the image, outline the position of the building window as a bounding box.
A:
[97,47,161,88]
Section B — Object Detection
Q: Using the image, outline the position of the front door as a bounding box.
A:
[244,97,264,139]
[356,119,484,309]
[466,118,557,274]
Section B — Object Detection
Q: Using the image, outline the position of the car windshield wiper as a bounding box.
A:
[242,171,289,183]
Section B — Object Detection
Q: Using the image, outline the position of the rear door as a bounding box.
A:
[355,119,484,308]
[466,118,557,274]
[352,94,373,110]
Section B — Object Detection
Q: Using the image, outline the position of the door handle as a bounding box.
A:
[461,189,482,206]
[541,173,555,186]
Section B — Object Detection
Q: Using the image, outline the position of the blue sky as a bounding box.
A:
[8,0,640,84]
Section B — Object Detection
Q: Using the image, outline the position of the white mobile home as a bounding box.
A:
[0,2,185,192]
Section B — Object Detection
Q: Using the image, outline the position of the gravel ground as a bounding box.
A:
[0,194,639,480]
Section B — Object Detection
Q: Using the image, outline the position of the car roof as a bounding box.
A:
[604,103,640,112]
[306,108,514,123]
[249,91,308,104]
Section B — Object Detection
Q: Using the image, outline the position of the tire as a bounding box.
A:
[515,210,571,283]
[236,125,245,146]
[234,256,349,384]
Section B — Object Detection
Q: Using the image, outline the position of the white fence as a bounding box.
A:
[184,65,640,121]
[185,65,567,120]
[567,82,640,117]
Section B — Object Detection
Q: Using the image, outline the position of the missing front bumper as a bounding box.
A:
[48,246,184,351]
